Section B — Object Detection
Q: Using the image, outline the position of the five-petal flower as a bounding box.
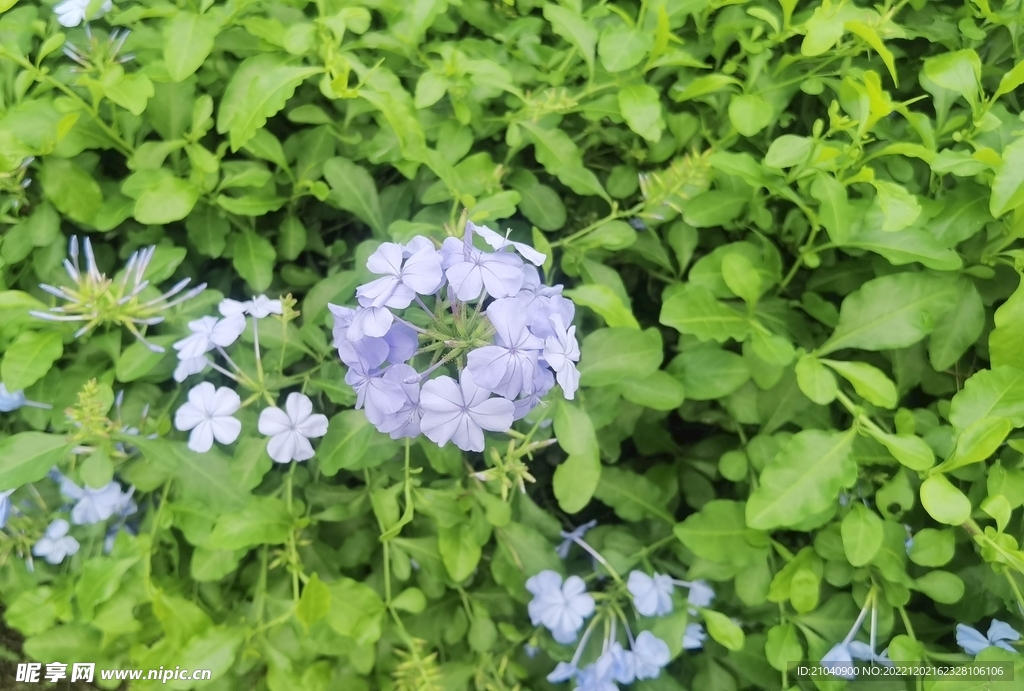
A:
[525,570,596,644]
[174,382,242,453]
[420,370,515,452]
[258,392,329,463]
[33,519,80,564]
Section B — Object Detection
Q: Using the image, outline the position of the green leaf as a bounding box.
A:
[102,72,154,116]
[821,359,898,408]
[514,181,566,232]
[577,327,662,387]
[75,556,140,620]
[795,354,837,406]
[990,274,1024,371]
[552,401,601,514]
[765,623,804,672]
[598,24,652,73]
[930,278,985,371]
[593,466,673,522]
[871,180,921,232]
[938,417,1012,472]
[326,578,385,645]
[721,253,763,305]
[2,329,62,391]
[912,570,964,604]
[232,229,276,292]
[907,528,955,567]
[296,573,332,628]
[216,53,321,151]
[135,438,248,515]
[0,433,71,491]
[173,627,244,687]
[674,500,768,568]
[866,429,935,471]
[746,429,857,530]
[810,172,851,244]
[115,336,175,382]
[317,410,399,475]
[818,272,959,355]
[543,4,597,72]
[949,366,1024,429]
[991,137,1024,217]
[669,347,749,400]
[323,157,386,235]
[842,227,961,271]
[841,503,884,567]
[920,474,972,525]
[618,84,664,142]
[133,174,199,224]
[438,523,483,581]
[564,285,640,329]
[660,284,750,343]
[923,49,981,106]
[728,94,773,137]
[206,496,293,550]
[703,610,745,651]
[615,370,685,411]
[38,158,102,226]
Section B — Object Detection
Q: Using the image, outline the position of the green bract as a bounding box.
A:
[2,0,1024,687]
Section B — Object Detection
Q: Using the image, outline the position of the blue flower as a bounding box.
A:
[574,654,619,691]
[546,661,578,683]
[556,520,597,559]
[420,370,515,453]
[58,476,136,526]
[32,519,79,565]
[356,242,444,310]
[821,642,856,679]
[466,296,544,399]
[525,570,596,644]
[627,570,675,617]
[687,580,716,608]
[0,489,15,528]
[0,384,26,412]
[848,641,893,666]
[606,642,635,684]
[957,620,1021,655]
[632,631,670,680]
[683,623,706,650]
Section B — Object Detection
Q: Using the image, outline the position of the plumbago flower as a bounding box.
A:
[170,295,328,462]
[528,526,728,689]
[957,620,1021,655]
[33,519,79,565]
[54,0,113,27]
[31,236,206,352]
[330,219,581,452]
[820,590,893,680]
[0,383,51,413]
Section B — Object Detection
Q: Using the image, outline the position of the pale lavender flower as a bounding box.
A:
[33,519,79,564]
[556,519,597,559]
[957,620,1020,655]
[513,366,555,421]
[218,298,253,317]
[173,315,245,360]
[628,571,675,617]
[547,661,579,683]
[687,580,716,608]
[341,343,407,424]
[258,392,329,463]
[249,295,283,318]
[0,384,27,412]
[0,489,14,528]
[632,631,670,680]
[347,306,393,340]
[525,570,595,644]
[444,231,526,301]
[467,297,543,399]
[173,355,209,383]
[357,243,444,309]
[58,477,135,525]
[420,370,515,452]
[543,314,581,399]
[173,382,242,453]
[683,623,706,650]
[55,0,112,27]
[375,364,422,439]
[468,221,546,266]
[382,322,419,364]
[821,642,856,679]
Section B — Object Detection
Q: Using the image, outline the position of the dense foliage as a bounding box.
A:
[3,0,1024,687]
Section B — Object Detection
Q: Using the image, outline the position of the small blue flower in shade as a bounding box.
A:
[574,654,618,691]
[687,580,716,608]
[957,620,1021,655]
[848,642,894,666]
[523,644,539,659]
[627,570,675,617]
[821,642,856,679]
[0,489,15,528]
[556,519,597,559]
[546,661,578,683]
[525,570,596,644]
[0,384,26,412]
[632,631,671,680]
[58,477,136,526]
[683,623,707,650]
[606,643,635,684]
[32,519,80,565]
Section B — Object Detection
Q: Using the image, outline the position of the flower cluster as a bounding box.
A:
[171,296,328,463]
[330,221,580,452]
[31,236,205,352]
[820,591,893,679]
[525,525,716,690]
[1,471,137,567]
